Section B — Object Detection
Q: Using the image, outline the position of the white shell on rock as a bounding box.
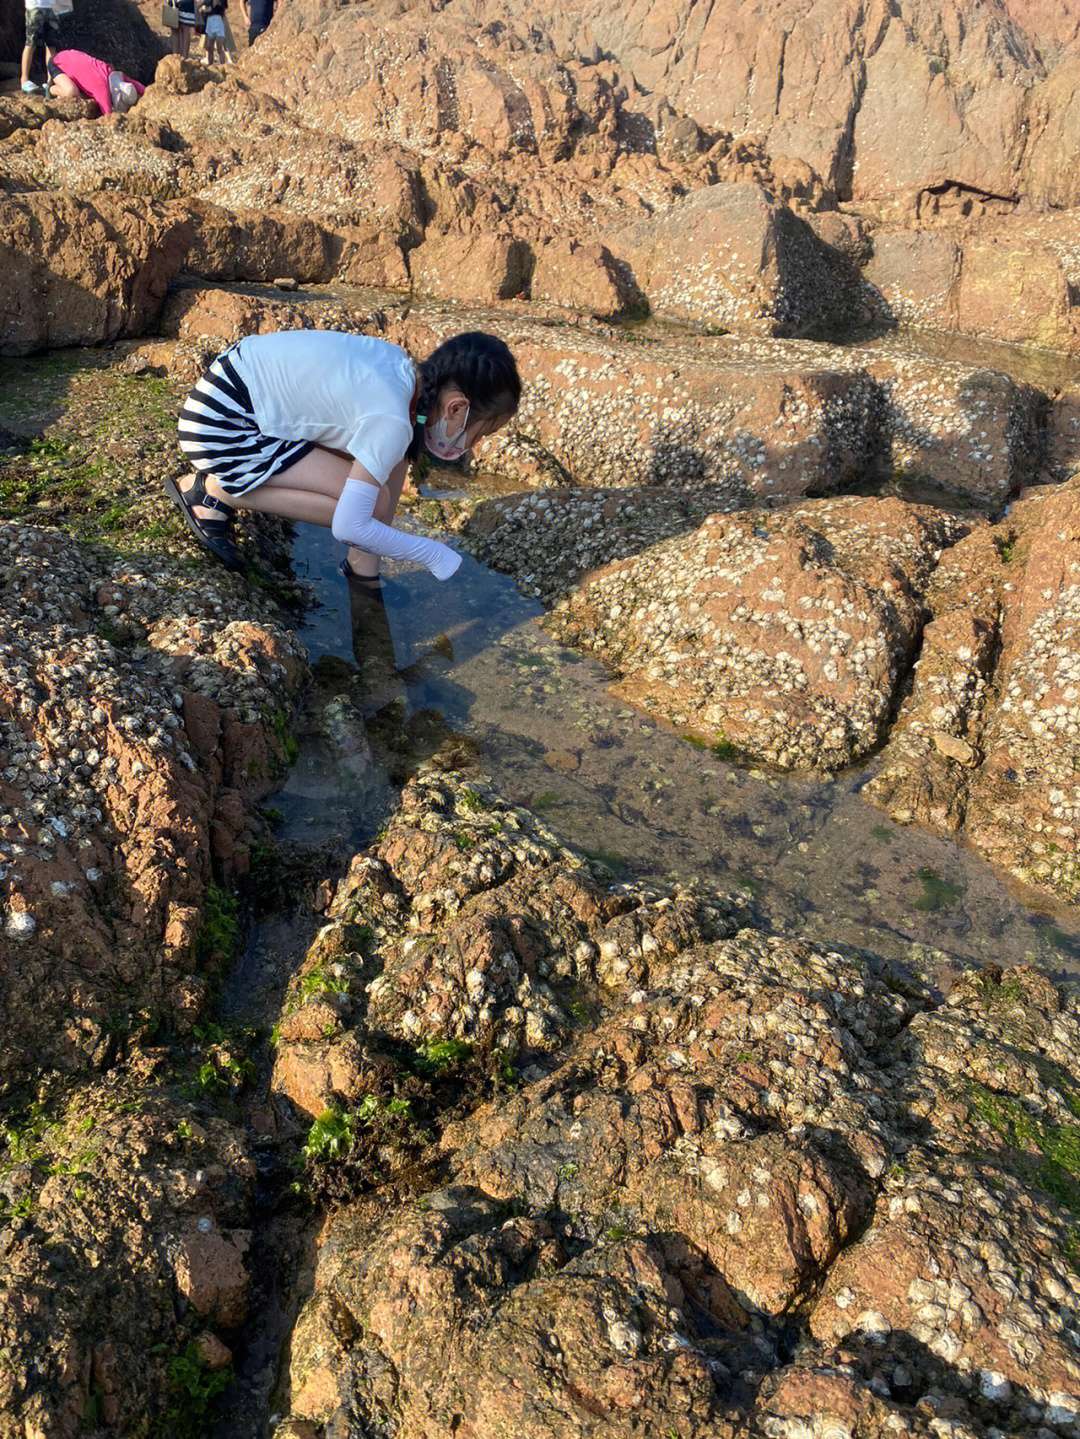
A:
[4,911,36,940]
[979,1370,1012,1403]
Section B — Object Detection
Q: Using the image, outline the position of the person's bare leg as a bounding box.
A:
[221,484,338,527]
[20,44,36,86]
[345,456,409,578]
[177,468,339,532]
[179,447,407,572]
[252,448,404,578]
[49,73,79,99]
[180,447,350,517]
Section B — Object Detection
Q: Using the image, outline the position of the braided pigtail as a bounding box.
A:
[408,331,522,464]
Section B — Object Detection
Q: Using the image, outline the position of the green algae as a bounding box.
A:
[0,353,200,562]
[303,1108,355,1162]
[967,1081,1080,1215]
[914,866,964,911]
[195,884,240,966]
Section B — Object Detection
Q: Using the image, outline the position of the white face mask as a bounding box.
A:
[424,407,470,462]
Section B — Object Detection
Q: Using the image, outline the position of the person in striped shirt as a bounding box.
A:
[167,329,521,588]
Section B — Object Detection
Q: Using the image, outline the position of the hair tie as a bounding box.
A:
[415,413,427,426]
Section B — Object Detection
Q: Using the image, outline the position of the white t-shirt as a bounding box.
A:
[230,331,417,485]
[27,0,60,10]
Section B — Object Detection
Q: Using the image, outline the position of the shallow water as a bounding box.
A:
[282,514,1080,980]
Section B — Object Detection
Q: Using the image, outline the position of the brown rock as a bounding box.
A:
[552,496,966,770]
[163,903,201,969]
[865,524,1003,833]
[931,729,978,765]
[157,282,389,351]
[181,689,223,759]
[392,302,880,497]
[275,769,1080,1436]
[278,1000,343,1045]
[331,221,410,289]
[810,965,1080,1403]
[279,920,914,1436]
[174,1227,249,1327]
[192,1332,232,1369]
[612,181,855,337]
[0,521,307,1081]
[268,1041,336,1116]
[955,236,1079,351]
[0,192,193,356]
[1048,387,1080,484]
[964,475,1080,900]
[863,229,962,330]
[179,199,337,283]
[543,749,579,772]
[27,115,194,198]
[864,352,1046,505]
[152,52,221,98]
[0,1090,252,1437]
[864,217,1080,353]
[397,0,1080,209]
[755,1366,872,1432]
[411,232,531,305]
[530,239,640,318]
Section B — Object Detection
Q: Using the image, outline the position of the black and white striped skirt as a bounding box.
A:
[177,348,315,498]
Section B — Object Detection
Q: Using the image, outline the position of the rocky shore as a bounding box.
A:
[3,0,1080,1434]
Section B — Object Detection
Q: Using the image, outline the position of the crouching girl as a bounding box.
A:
[167,330,521,587]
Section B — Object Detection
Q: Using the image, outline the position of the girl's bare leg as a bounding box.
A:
[180,446,407,575]
[49,73,80,99]
[339,457,409,577]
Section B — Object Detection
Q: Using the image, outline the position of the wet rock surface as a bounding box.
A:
[3,312,1080,1439]
[0,516,306,1081]
[275,769,1080,1439]
[461,459,1080,906]
[0,1074,254,1439]
[523,495,966,770]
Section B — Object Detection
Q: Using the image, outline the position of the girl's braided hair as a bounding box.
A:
[409,331,522,462]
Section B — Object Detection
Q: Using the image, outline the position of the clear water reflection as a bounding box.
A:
[283,516,1080,980]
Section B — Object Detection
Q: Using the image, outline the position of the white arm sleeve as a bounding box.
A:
[331,479,462,581]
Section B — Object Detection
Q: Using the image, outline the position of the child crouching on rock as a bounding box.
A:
[47,50,144,114]
[167,330,521,587]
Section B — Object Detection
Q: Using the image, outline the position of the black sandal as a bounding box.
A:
[338,557,384,592]
[164,472,243,571]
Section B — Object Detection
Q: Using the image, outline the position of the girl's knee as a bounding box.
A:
[372,487,391,522]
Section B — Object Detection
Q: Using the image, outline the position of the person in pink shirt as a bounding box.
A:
[46,49,144,115]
